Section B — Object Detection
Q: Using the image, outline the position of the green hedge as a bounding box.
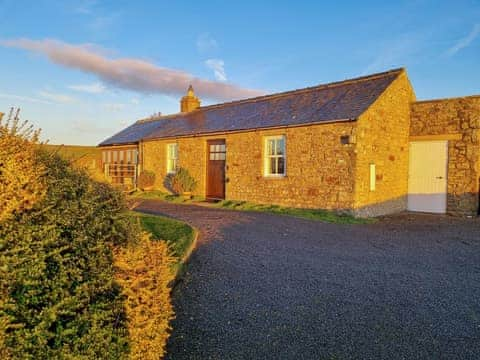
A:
[0,151,134,359]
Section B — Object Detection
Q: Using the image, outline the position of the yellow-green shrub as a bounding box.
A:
[0,108,46,222]
[114,231,175,360]
[0,110,176,359]
[0,151,132,359]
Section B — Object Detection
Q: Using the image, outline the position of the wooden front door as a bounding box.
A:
[206,139,226,199]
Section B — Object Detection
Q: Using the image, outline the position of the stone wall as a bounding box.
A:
[141,121,357,210]
[141,137,206,194]
[410,96,480,216]
[354,70,416,217]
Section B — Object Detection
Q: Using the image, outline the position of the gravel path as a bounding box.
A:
[134,200,480,360]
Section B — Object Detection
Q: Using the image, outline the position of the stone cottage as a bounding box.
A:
[99,68,479,217]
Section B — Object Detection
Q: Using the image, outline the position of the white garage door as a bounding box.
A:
[408,141,448,213]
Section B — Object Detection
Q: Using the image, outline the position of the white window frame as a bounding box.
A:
[166,143,179,174]
[264,135,286,177]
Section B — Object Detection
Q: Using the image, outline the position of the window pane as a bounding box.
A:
[276,137,285,156]
[267,139,275,155]
[133,150,138,164]
[269,157,276,174]
[113,151,118,162]
[277,157,285,174]
[119,151,124,162]
[219,144,226,152]
[210,145,215,152]
[168,144,178,159]
[219,153,226,160]
[210,153,215,160]
[126,150,131,163]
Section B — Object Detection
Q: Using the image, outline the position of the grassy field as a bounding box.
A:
[129,211,196,272]
[42,144,104,179]
[42,145,102,159]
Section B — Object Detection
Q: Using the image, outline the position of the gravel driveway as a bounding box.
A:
[134,200,480,360]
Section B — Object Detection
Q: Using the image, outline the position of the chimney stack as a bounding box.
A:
[180,85,201,112]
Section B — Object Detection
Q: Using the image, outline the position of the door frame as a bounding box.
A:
[206,139,226,200]
[407,140,448,213]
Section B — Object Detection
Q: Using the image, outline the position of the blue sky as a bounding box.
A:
[0,0,479,145]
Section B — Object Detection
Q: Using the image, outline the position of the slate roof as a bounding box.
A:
[99,68,403,146]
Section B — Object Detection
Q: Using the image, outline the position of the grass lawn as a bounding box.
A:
[129,211,196,272]
[130,190,371,224]
[215,200,373,224]
[130,190,204,203]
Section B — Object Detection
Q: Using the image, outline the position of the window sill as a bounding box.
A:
[263,174,287,179]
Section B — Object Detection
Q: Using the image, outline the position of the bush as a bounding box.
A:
[114,231,175,360]
[0,108,46,222]
[0,150,132,359]
[165,167,197,194]
[0,115,176,359]
[137,170,156,190]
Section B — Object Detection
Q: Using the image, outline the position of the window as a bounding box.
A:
[209,143,226,160]
[264,135,286,176]
[167,143,178,174]
[133,150,138,164]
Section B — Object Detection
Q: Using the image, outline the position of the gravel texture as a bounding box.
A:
[134,200,480,360]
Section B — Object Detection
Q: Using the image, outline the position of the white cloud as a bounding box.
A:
[130,98,140,105]
[72,119,112,134]
[104,103,126,111]
[88,13,120,32]
[0,92,52,105]
[68,82,106,94]
[1,38,263,101]
[446,24,480,57]
[196,33,218,53]
[74,0,97,14]
[205,59,227,82]
[38,90,77,104]
[119,119,131,127]
[361,34,421,75]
